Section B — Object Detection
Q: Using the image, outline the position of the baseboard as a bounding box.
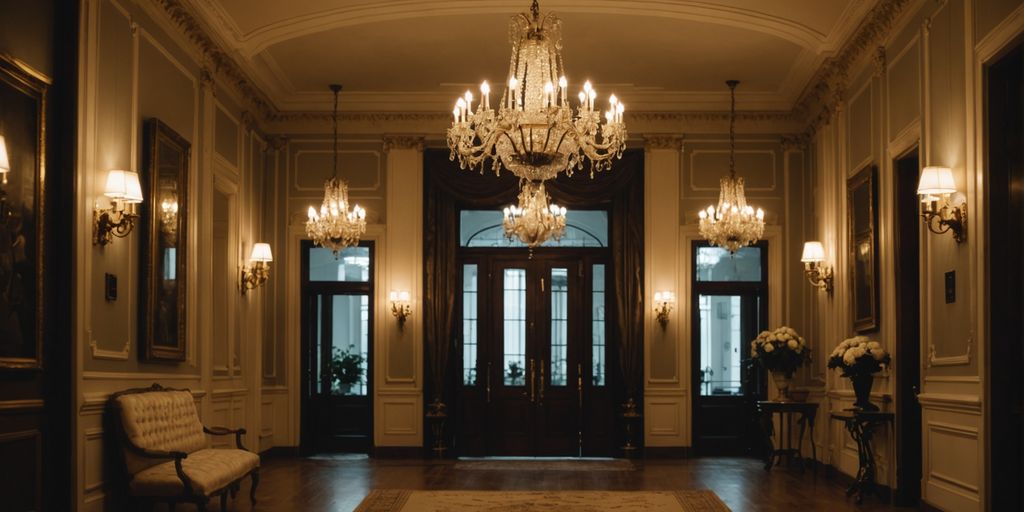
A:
[372,446,427,458]
[643,446,691,458]
[260,446,300,458]
[919,501,942,512]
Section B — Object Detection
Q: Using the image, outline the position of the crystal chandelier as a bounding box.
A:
[306,84,366,257]
[502,180,567,248]
[698,80,765,253]
[447,0,627,182]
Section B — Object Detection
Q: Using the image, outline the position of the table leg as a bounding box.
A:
[760,411,776,471]
[796,413,807,472]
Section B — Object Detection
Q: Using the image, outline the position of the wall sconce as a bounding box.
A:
[653,291,675,328]
[917,166,966,243]
[800,241,834,295]
[389,290,412,327]
[0,135,10,185]
[240,243,273,294]
[93,169,144,246]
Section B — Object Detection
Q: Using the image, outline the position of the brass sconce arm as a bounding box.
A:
[653,291,675,329]
[389,290,412,329]
[93,200,139,246]
[240,262,271,294]
[803,261,834,295]
[920,198,966,243]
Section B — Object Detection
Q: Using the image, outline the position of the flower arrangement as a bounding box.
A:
[826,336,890,377]
[750,326,811,377]
[330,345,365,394]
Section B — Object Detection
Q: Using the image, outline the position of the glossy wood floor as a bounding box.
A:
[158,455,918,512]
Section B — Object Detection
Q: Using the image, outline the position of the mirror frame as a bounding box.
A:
[140,118,190,362]
[0,55,49,369]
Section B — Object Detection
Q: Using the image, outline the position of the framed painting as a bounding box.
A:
[140,119,190,362]
[0,55,49,369]
[848,165,879,333]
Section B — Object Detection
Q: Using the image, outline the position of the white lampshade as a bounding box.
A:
[801,241,826,263]
[124,171,144,203]
[917,166,957,196]
[0,135,10,173]
[249,243,273,262]
[389,290,411,302]
[104,169,128,199]
[654,291,675,303]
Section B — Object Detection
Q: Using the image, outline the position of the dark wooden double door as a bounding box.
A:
[457,253,616,456]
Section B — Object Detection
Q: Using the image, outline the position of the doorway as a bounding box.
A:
[987,42,1024,511]
[455,215,616,456]
[691,242,768,456]
[893,148,922,505]
[299,241,374,454]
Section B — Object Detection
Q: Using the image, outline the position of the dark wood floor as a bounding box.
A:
[158,455,918,511]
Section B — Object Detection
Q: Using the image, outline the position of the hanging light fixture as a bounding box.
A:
[502,180,567,249]
[306,84,367,257]
[447,0,627,182]
[698,80,765,253]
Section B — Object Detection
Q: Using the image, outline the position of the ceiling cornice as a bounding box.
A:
[152,0,913,138]
[792,0,916,138]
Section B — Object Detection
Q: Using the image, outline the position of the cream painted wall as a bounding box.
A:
[805,0,1023,509]
[74,0,274,509]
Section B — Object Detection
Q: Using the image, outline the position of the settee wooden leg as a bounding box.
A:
[197,498,209,512]
[250,468,260,503]
[220,492,228,510]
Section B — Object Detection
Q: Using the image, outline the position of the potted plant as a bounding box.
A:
[330,345,365,395]
[750,326,811,401]
[506,361,524,386]
[827,336,890,411]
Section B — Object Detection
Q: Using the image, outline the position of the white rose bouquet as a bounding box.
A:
[827,336,890,377]
[750,326,811,377]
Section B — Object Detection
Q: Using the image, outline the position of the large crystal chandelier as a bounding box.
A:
[503,180,567,248]
[447,0,627,181]
[306,84,366,256]
[698,80,765,253]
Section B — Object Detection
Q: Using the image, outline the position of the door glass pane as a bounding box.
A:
[550,268,568,386]
[503,269,527,386]
[698,295,743,396]
[462,264,478,385]
[592,264,606,386]
[330,294,369,396]
[695,246,762,282]
[309,246,371,282]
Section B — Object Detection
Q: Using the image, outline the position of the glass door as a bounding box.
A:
[691,242,768,456]
[300,242,373,453]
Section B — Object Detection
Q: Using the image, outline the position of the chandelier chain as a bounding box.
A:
[727,79,737,180]
[332,84,339,179]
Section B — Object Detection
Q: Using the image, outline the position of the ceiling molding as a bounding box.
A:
[207,0,832,59]
[792,0,915,138]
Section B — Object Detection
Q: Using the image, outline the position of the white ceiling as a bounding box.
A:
[188,0,875,113]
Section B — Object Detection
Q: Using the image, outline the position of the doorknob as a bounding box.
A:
[486,362,492,403]
[530,358,536,403]
[539,360,545,405]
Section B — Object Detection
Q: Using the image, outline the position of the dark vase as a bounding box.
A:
[851,373,878,411]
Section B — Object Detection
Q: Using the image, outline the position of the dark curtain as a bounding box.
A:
[422,149,644,405]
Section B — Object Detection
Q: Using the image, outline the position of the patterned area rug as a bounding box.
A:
[454,459,635,471]
[355,490,731,511]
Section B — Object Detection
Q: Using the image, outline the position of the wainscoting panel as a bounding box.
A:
[644,392,687,447]
[375,392,422,447]
[921,393,982,511]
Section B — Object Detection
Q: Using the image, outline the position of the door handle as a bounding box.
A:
[528,360,536,403]
[486,362,492,403]
[539,360,545,405]
[577,363,583,409]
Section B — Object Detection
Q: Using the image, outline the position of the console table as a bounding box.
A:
[831,410,894,504]
[756,401,818,471]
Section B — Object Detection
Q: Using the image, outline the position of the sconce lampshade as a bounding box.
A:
[250,243,273,262]
[124,171,144,203]
[801,241,826,263]
[104,169,129,199]
[917,166,957,196]
[0,135,10,173]
[389,290,411,302]
[654,291,675,303]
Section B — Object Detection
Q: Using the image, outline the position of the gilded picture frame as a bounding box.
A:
[848,165,879,333]
[140,119,190,362]
[0,55,49,369]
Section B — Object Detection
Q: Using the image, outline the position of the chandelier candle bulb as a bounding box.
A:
[481,81,490,109]
[0,135,9,185]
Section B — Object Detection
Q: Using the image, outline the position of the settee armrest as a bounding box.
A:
[203,425,249,451]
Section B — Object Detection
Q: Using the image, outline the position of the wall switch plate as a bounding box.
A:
[104,273,117,302]
[944,271,956,304]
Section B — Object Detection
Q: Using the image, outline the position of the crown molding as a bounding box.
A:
[792,0,916,138]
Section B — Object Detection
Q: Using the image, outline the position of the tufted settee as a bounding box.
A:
[109,384,260,511]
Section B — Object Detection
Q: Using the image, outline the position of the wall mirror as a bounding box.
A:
[848,165,879,333]
[0,56,48,369]
[140,119,190,362]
